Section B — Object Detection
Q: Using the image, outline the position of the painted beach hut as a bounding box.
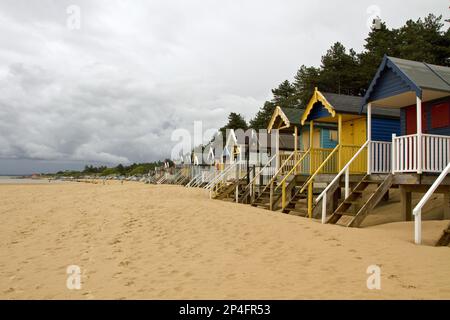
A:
[360,56,450,244]
[300,88,400,175]
[267,106,338,172]
[273,89,399,219]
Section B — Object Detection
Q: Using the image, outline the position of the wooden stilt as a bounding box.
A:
[400,186,412,221]
[444,191,450,220]
[382,190,389,202]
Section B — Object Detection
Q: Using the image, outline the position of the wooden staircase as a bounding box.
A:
[327,174,393,227]
[281,186,309,216]
[214,178,246,201]
[251,182,282,210]
[436,223,450,247]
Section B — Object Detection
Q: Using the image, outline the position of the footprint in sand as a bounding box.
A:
[118,260,130,267]
[4,288,15,294]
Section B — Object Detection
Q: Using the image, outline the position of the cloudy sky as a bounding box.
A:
[0,0,448,174]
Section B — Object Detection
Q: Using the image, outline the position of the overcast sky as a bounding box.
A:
[0,0,448,174]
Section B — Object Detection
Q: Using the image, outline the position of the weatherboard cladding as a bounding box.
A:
[320,129,338,149]
[399,97,450,136]
[371,117,400,142]
[362,56,450,108]
[368,67,413,102]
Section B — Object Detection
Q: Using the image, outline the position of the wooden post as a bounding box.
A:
[400,186,412,221]
[392,133,396,174]
[416,96,422,174]
[344,168,350,199]
[308,183,313,219]
[444,191,450,220]
[367,103,372,175]
[294,126,298,174]
[309,121,314,174]
[338,114,343,171]
[321,192,327,224]
[269,182,274,211]
[275,129,280,171]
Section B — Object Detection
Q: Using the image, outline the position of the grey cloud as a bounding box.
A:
[0,0,447,173]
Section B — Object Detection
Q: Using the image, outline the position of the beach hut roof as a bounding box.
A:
[361,56,450,109]
[323,92,399,118]
[301,88,399,125]
[268,106,303,133]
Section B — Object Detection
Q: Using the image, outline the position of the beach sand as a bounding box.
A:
[1,181,449,299]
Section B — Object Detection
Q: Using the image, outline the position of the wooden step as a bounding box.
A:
[327,174,393,226]
[344,200,361,205]
[347,174,394,227]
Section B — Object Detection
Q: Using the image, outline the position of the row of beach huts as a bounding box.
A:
[152,56,450,246]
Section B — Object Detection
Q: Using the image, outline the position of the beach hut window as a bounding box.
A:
[329,130,338,142]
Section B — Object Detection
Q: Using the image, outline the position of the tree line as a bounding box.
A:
[221,14,449,132]
[52,14,449,176]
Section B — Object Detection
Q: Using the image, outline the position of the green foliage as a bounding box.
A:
[249,101,276,130]
[219,112,249,142]
[249,13,449,130]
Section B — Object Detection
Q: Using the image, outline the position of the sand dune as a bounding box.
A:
[1,182,449,299]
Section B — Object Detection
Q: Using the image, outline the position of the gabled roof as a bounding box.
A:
[268,106,303,132]
[302,89,399,124]
[361,55,450,110]
[281,108,303,126]
[301,88,336,125]
[389,57,450,92]
[323,92,399,118]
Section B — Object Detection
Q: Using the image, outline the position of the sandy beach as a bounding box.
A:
[1,181,449,300]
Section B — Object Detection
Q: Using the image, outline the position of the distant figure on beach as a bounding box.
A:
[121,180,124,185]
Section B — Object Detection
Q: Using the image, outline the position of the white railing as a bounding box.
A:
[413,161,450,245]
[241,154,277,202]
[392,133,450,173]
[392,134,419,173]
[422,134,450,172]
[205,161,245,191]
[316,140,369,224]
[370,141,391,173]
[186,173,201,188]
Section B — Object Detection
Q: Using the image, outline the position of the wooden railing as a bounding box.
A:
[422,134,450,173]
[310,148,337,174]
[370,141,391,173]
[240,154,278,203]
[392,134,419,173]
[341,145,366,173]
[255,151,297,198]
[300,145,340,194]
[316,141,369,223]
[392,133,450,173]
[413,161,450,245]
[279,153,294,175]
[276,150,311,191]
[276,150,311,210]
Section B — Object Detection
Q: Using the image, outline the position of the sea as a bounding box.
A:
[0,176,66,185]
